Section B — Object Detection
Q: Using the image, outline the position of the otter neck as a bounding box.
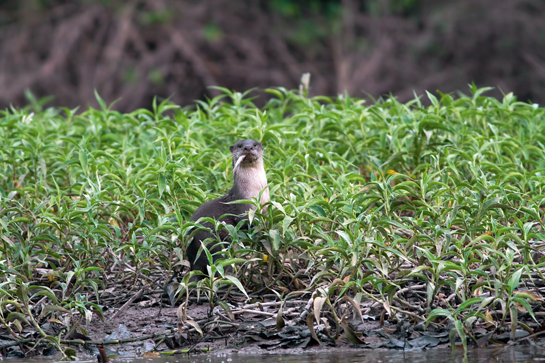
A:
[229,160,269,204]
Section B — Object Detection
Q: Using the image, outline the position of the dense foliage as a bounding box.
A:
[1,87,545,353]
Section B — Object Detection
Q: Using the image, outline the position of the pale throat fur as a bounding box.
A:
[230,158,269,207]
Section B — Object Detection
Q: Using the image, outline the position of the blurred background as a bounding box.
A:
[0,0,543,111]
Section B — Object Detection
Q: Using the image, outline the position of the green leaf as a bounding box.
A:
[507,268,523,294]
[510,306,518,341]
[158,173,166,197]
[426,91,439,108]
[31,286,59,304]
[223,275,249,299]
[282,216,294,236]
[512,297,538,323]
[426,308,452,326]
[38,305,71,319]
[79,149,88,174]
[455,297,483,313]
[6,312,29,325]
[454,319,467,351]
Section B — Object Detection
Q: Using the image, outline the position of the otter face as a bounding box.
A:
[230,139,263,164]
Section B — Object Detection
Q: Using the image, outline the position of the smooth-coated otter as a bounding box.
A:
[187,139,269,275]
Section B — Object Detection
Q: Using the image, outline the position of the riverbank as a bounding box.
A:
[1,87,545,359]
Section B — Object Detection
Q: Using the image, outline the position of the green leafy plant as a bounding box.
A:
[2,86,545,355]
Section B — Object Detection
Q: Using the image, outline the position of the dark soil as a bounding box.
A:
[2,286,543,360]
[82,301,434,358]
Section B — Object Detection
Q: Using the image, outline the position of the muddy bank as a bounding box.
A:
[4,289,543,360]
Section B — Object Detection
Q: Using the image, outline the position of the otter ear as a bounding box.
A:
[229,145,234,152]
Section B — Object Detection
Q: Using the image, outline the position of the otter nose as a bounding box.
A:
[243,144,254,151]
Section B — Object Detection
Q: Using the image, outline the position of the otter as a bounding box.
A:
[186,139,269,275]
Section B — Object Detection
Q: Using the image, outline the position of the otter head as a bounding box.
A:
[230,139,263,171]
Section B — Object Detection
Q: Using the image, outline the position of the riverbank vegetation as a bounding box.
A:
[1,86,545,357]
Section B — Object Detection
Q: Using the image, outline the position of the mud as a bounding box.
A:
[77,297,440,359]
[2,291,543,360]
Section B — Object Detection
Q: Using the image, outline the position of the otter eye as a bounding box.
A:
[238,144,242,148]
